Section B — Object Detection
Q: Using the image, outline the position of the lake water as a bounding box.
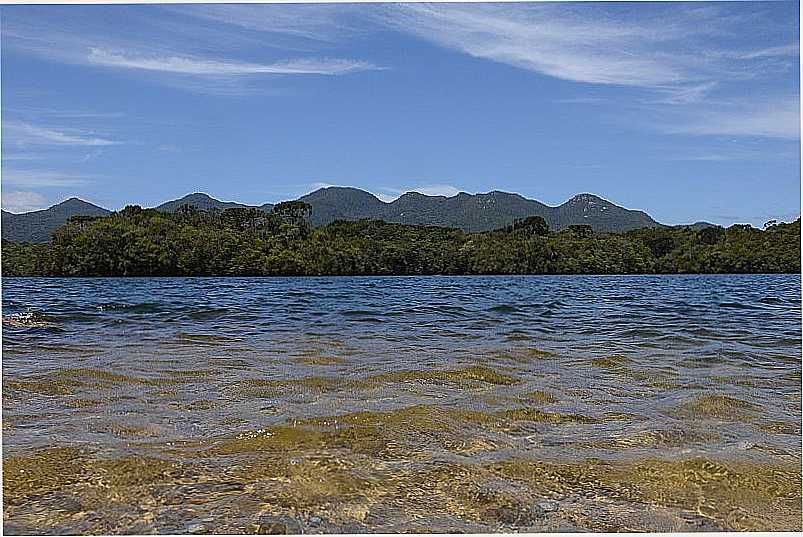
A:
[2,275,801,533]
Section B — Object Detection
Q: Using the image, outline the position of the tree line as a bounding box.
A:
[2,202,799,276]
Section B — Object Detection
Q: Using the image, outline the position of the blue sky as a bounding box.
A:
[1,1,799,226]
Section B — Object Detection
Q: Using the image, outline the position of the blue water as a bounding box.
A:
[2,275,801,533]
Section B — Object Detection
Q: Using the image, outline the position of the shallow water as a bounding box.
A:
[2,275,801,533]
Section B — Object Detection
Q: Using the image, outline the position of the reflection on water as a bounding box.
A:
[2,275,801,533]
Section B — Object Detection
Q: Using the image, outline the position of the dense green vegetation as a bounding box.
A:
[2,203,799,276]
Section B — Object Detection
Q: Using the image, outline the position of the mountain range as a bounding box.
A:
[2,187,697,243]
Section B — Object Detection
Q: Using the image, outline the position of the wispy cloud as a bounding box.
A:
[664,141,800,162]
[86,48,380,76]
[0,153,45,161]
[375,3,798,140]
[309,182,337,191]
[407,184,463,198]
[715,43,799,61]
[378,184,465,202]
[1,169,90,188]
[652,82,719,105]
[3,120,118,146]
[4,107,125,120]
[378,4,797,106]
[1,191,49,213]
[380,4,687,87]
[553,97,609,105]
[661,96,800,139]
[2,8,381,95]
[174,4,354,44]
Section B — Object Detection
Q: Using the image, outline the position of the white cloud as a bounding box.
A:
[1,191,48,213]
[375,192,397,203]
[409,184,463,198]
[4,107,125,120]
[309,182,337,191]
[378,3,798,104]
[3,120,118,146]
[176,4,352,43]
[1,169,90,188]
[1,11,380,95]
[86,48,380,76]
[718,43,799,60]
[553,97,608,105]
[380,4,686,87]
[663,96,800,139]
[652,82,719,105]
[1,153,44,161]
[379,184,466,201]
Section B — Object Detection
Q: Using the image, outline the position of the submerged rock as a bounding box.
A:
[483,503,545,526]
[252,516,303,535]
[537,500,559,512]
[186,523,206,533]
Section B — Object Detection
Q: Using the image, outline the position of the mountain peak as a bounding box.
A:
[398,191,444,200]
[175,192,218,202]
[156,192,247,212]
[309,186,375,196]
[567,193,606,205]
[306,186,378,196]
[56,197,98,208]
[2,197,110,242]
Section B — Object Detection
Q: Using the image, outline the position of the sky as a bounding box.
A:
[1,1,800,226]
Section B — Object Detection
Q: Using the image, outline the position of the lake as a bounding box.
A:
[2,275,801,533]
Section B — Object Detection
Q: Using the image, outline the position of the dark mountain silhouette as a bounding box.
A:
[382,191,552,232]
[674,221,718,231]
[156,192,274,213]
[1,198,110,243]
[550,193,657,232]
[299,187,387,226]
[300,187,657,232]
[3,187,672,242]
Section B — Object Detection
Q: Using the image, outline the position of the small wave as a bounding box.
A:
[505,332,531,342]
[605,295,637,302]
[350,317,383,323]
[96,302,163,314]
[287,291,316,297]
[342,309,376,316]
[489,304,519,313]
[184,308,230,321]
[2,310,54,329]
[718,302,759,310]
[175,332,233,345]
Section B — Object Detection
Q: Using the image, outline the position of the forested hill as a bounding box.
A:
[287,188,660,232]
[2,187,662,242]
[1,199,110,243]
[155,193,275,214]
[2,202,799,277]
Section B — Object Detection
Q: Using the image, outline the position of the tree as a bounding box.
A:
[568,224,593,238]
[273,201,312,224]
[697,226,725,245]
[513,216,550,236]
[119,205,144,218]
